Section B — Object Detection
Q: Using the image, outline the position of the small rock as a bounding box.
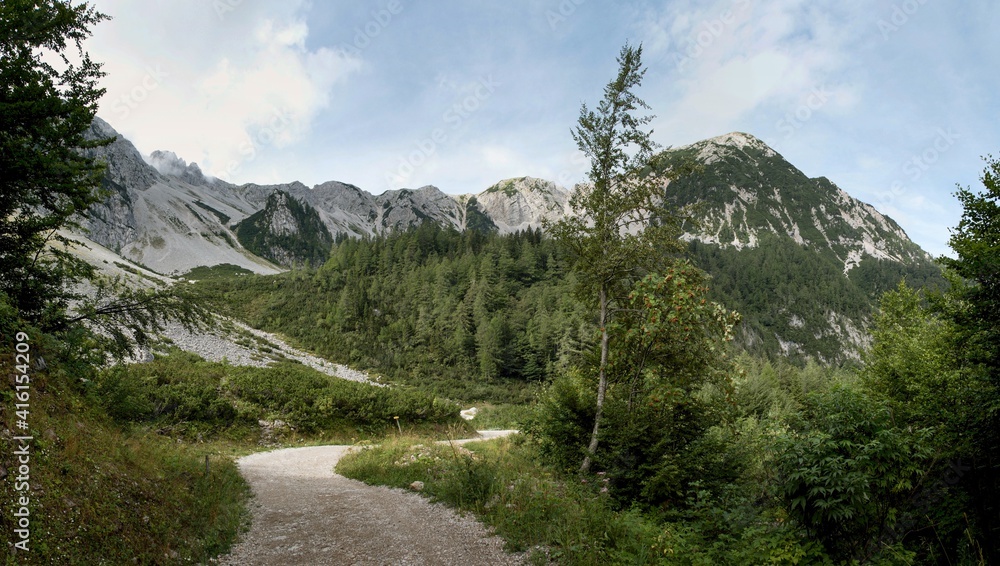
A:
[460,407,478,420]
[409,481,424,492]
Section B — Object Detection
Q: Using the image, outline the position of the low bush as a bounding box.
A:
[88,350,463,439]
[0,339,250,565]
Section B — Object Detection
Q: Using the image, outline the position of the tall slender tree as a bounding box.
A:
[546,43,688,471]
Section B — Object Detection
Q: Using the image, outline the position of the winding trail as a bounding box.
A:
[217,431,522,565]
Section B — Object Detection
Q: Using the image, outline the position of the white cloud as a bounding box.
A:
[87,0,361,182]
[639,0,865,144]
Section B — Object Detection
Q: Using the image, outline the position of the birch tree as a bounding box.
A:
[546,43,689,472]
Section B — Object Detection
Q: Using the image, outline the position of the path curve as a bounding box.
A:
[217,431,522,565]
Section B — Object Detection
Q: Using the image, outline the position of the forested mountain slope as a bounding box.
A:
[81,119,943,363]
[654,133,945,361]
[191,226,586,403]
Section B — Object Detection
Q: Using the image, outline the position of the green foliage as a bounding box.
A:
[530,263,742,509]
[850,255,946,299]
[729,353,838,422]
[942,154,1000,372]
[67,275,212,361]
[0,329,249,564]
[89,351,462,437]
[0,0,111,328]
[653,487,833,566]
[861,284,997,561]
[181,263,255,281]
[862,282,989,451]
[528,370,595,472]
[938,154,1000,563]
[465,403,535,430]
[775,384,936,562]
[549,42,695,471]
[339,435,831,565]
[192,223,586,403]
[615,265,739,383]
[687,235,943,364]
[596,266,740,506]
[654,130,946,364]
[338,435,659,564]
[464,196,498,233]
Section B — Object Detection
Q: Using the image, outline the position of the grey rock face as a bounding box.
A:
[475,177,571,232]
[77,120,933,292]
[79,117,158,253]
[78,120,577,274]
[146,150,211,186]
[663,132,932,272]
[374,186,465,233]
[77,119,281,274]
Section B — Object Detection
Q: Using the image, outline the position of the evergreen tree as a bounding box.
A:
[0,0,110,327]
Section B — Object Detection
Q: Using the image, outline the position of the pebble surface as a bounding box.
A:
[215,437,524,566]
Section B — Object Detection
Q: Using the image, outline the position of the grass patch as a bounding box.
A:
[336,434,665,564]
[1,338,471,564]
[0,352,250,565]
[180,263,254,281]
[336,433,825,564]
[464,403,535,429]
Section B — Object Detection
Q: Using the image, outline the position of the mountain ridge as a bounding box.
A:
[662,131,930,272]
[76,119,943,363]
[84,119,928,278]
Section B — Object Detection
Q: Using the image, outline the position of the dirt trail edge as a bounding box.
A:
[217,430,523,566]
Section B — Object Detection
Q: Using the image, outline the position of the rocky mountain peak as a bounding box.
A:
[146,150,211,186]
[658,133,929,272]
[72,118,945,364]
[77,117,935,292]
[677,131,778,165]
[474,177,571,233]
[85,117,161,192]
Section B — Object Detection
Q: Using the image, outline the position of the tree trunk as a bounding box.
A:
[581,286,609,472]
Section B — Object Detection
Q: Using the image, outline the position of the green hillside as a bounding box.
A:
[652,135,946,361]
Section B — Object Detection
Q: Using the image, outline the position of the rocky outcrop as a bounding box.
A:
[474,177,571,232]
[79,118,281,275]
[77,120,936,298]
[375,186,465,233]
[234,191,333,267]
[661,132,932,272]
[146,150,212,187]
[78,120,576,272]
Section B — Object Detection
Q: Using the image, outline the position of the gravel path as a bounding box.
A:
[217,432,523,565]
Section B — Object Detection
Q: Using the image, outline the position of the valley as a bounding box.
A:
[80,119,944,366]
[5,6,999,562]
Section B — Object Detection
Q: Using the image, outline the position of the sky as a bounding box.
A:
[82,0,1000,258]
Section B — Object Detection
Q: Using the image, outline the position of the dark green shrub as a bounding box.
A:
[94,352,461,436]
[526,369,595,473]
[775,384,935,562]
